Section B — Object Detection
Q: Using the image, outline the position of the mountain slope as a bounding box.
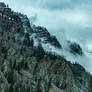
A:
[0,2,92,92]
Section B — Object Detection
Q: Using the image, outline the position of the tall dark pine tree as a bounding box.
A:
[88,78,92,92]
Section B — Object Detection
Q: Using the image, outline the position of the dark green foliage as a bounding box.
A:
[87,77,92,92]
[1,47,7,53]
[23,33,33,47]
[8,85,14,92]
[46,52,62,60]
[71,62,86,77]
[7,70,14,84]
[33,44,45,60]
[35,78,42,92]
[30,38,34,47]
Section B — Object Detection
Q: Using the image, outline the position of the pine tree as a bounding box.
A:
[35,78,42,92]
[87,77,92,92]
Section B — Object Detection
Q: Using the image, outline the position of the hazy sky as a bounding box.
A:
[1,0,92,73]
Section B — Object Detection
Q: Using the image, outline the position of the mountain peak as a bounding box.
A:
[0,2,92,92]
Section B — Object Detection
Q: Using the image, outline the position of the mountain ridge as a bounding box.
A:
[0,2,92,92]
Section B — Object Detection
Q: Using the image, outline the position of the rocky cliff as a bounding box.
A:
[0,2,92,92]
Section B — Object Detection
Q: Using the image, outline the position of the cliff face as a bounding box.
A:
[0,2,91,92]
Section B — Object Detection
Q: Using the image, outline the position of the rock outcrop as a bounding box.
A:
[67,41,83,56]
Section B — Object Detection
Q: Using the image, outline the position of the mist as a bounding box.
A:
[1,0,92,74]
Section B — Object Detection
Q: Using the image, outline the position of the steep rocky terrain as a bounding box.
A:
[0,2,92,92]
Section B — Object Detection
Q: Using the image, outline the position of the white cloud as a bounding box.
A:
[88,44,92,51]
